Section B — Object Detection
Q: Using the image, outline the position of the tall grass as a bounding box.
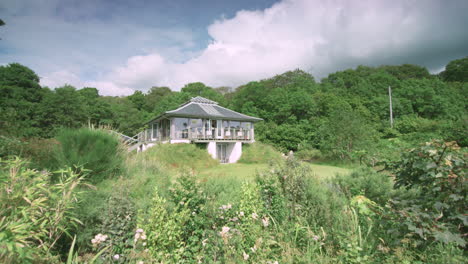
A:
[54,128,125,182]
[239,142,282,164]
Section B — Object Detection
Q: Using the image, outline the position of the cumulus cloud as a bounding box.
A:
[2,0,468,95]
[91,0,468,95]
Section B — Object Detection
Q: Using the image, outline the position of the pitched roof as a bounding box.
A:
[149,96,263,123]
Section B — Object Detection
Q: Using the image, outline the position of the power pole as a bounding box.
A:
[388,86,393,128]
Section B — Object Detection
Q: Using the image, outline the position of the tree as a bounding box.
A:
[180,82,226,105]
[439,57,468,82]
[144,86,172,113]
[0,63,44,137]
[318,109,377,160]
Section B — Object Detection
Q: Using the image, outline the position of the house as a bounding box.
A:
[136,96,263,163]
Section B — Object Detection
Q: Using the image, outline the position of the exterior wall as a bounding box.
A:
[227,142,242,163]
[207,141,217,160]
[138,143,156,152]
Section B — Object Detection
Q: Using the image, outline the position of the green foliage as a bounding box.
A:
[333,168,394,205]
[137,187,189,262]
[0,157,83,263]
[387,140,467,247]
[54,128,124,182]
[239,142,282,164]
[318,108,378,160]
[439,56,468,82]
[142,143,218,171]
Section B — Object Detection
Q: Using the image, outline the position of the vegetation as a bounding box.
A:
[0,57,467,262]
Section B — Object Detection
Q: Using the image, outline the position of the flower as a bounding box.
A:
[136,228,144,233]
[91,233,108,246]
[113,254,120,260]
[312,235,320,241]
[250,245,257,253]
[262,217,269,227]
[202,239,208,247]
[252,212,258,220]
[243,252,250,260]
[239,211,245,217]
[138,261,144,264]
[219,204,233,210]
[142,242,147,246]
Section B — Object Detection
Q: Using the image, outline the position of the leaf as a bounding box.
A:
[433,230,466,247]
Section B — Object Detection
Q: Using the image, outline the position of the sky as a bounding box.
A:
[1,0,467,96]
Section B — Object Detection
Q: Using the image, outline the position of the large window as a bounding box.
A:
[223,120,230,138]
[230,121,241,139]
[241,122,251,139]
[190,119,203,138]
[173,118,189,139]
[152,123,158,139]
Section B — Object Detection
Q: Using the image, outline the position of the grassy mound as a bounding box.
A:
[239,142,282,164]
[139,143,218,171]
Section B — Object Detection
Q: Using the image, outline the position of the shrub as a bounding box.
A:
[386,140,466,247]
[296,147,324,161]
[333,168,394,205]
[0,157,83,263]
[54,128,125,183]
[239,142,282,164]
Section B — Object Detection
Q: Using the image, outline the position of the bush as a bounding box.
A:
[54,128,125,183]
[296,147,323,161]
[0,157,83,263]
[239,142,282,164]
[333,168,394,205]
[386,140,467,247]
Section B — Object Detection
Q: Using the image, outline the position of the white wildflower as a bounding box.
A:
[262,217,269,227]
[202,238,208,247]
[312,235,320,241]
[113,254,120,260]
[243,251,249,260]
[142,242,147,246]
[239,211,245,217]
[252,212,258,220]
[136,228,144,233]
[138,261,144,264]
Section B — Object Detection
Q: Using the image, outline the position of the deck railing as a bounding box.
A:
[137,129,252,143]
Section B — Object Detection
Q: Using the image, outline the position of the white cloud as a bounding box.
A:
[3,0,467,95]
[84,0,467,95]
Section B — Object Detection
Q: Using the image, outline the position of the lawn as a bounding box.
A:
[198,162,351,181]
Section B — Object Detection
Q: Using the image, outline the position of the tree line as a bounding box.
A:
[1,57,466,160]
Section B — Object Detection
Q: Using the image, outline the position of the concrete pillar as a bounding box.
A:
[228,142,242,163]
[207,142,217,160]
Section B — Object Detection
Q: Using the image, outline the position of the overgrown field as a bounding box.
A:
[0,130,466,263]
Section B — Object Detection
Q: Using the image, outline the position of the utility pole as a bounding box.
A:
[388,86,393,128]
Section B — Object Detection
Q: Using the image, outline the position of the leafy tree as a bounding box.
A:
[181,82,226,105]
[144,86,172,112]
[37,85,87,137]
[318,109,378,160]
[0,63,44,137]
[439,56,468,82]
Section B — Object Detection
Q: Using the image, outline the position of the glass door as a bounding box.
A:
[217,144,227,163]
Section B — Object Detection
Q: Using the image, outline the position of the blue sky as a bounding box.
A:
[1,0,467,95]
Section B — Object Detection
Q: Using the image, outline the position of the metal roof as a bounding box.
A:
[149,96,263,123]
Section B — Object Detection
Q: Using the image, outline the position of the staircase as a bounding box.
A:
[108,130,142,152]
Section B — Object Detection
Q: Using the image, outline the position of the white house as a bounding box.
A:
[135,96,263,163]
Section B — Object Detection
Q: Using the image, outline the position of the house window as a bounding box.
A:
[230,121,240,139]
[152,123,158,139]
[241,122,251,139]
[173,118,189,139]
[223,120,230,138]
[190,119,203,138]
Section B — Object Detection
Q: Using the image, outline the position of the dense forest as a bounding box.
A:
[1,57,467,163]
